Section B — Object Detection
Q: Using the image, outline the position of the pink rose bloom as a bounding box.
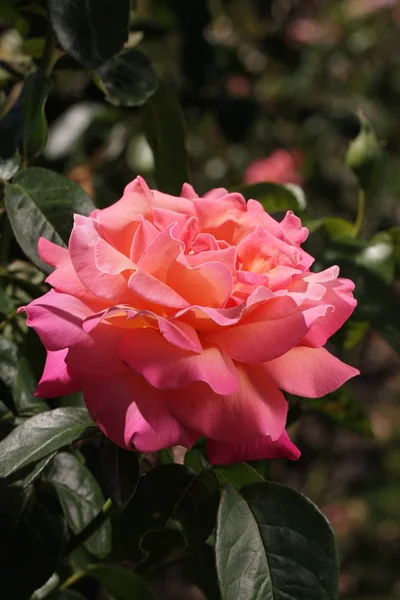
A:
[20,177,358,464]
[244,149,304,187]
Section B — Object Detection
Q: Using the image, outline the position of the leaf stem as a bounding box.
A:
[64,497,114,557]
[39,24,58,76]
[352,188,365,238]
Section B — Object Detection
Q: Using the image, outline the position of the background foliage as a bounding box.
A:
[0,1,400,599]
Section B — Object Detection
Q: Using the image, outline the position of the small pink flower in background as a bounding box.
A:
[20,178,358,464]
[286,18,340,46]
[244,149,304,187]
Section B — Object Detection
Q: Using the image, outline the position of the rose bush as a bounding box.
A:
[20,177,358,464]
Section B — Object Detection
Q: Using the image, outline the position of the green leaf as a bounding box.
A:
[0,483,67,600]
[143,80,190,195]
[304,387,373,437]
[95,48,158,107]
[343,321,369,350]
[49,591,86,600]
[184,448,210,473]
[47,451,111,557]
[22,37,46,59]
[117,464,220,563]
[87,564,156,600]
[13,357,49,417]
[49,0,131,69]
[234,182,306,212]
[5,167,95,271]
[0,70,51,164]
[0,334,18,387]
[99,438,140,509]
[22,69,52,159]
[0,407,95,478]
[0,153,20,180]
[216,482,339,600]
[213,462,264,490]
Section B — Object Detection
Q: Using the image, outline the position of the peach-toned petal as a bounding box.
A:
[119,328,238,395]
[82,371,197,451]
[167,363,288,443]
[262,346,360,398]
[128,269,189,309]
[207,429,300,464]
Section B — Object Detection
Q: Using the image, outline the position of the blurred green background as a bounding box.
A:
[1,1,400,598]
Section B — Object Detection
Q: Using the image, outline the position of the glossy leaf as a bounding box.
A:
[216,482,339,600]
[5,167,95,271]
[49,591,86,600]
[0,483,67,600]
[235,182,306,212]
[13,357,49,417]
[0,407,95,478]
[49,0,131,69]
[117,464,220,563]
[99,438,140,509]
[213,462,264,490]
[0,335,18,387]
[95,48,158,107]
[47,452,111,557]
[0,70,51,163]
[0,153,20,181]
[22,69,52,159]
[143,81,190,195]
[184,448,210,473]
[87,564,156,600]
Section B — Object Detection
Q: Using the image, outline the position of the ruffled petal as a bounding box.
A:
[35,349,80,397]
[207,429,300,464]
[262,346,360,398]
[38,237,69,268]
[119,328,239,395]
[167,363,288,443]
[82,371,197,450]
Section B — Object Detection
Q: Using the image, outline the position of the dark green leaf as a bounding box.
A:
[159,447,175,464]
[47,451,111,557]
[18,452,57,488]
[13,357,49,417]
[95,48,158,107]
[5,167,95,271]
[22,69,52,159]
[49,591,86,600]
[49,0,131,69]
[87,564,156,600]
[117,464,220,563]
[143,80,190,195]
[0,483,67,600]
[343,321,369,350]
[0,407,95,478]
[216,482,339,600]
[234,182,306,212]
[304,387,373,437]
[0,70,51,164]
[0,334,18,387]
[213,462,264,490]
[99,438,140,509]
[184,448,210,473]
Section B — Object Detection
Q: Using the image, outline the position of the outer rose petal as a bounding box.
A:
[38,237,69,268]
[262,346,360,398]
[119,328,239,395]
[207,429,300,464]
[302,278,357,347]
[35,349,80,397]
[166,364,288,443]
[20,290,92,351]
[81,371,197,451]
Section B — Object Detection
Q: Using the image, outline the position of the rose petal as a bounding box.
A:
[119,328,238,394]
[35,349,80,397]
[167,363,288,443]
[262,346,360,397]
[207,429,300,464]
[82,371,197,450]
[38,237,69,268]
